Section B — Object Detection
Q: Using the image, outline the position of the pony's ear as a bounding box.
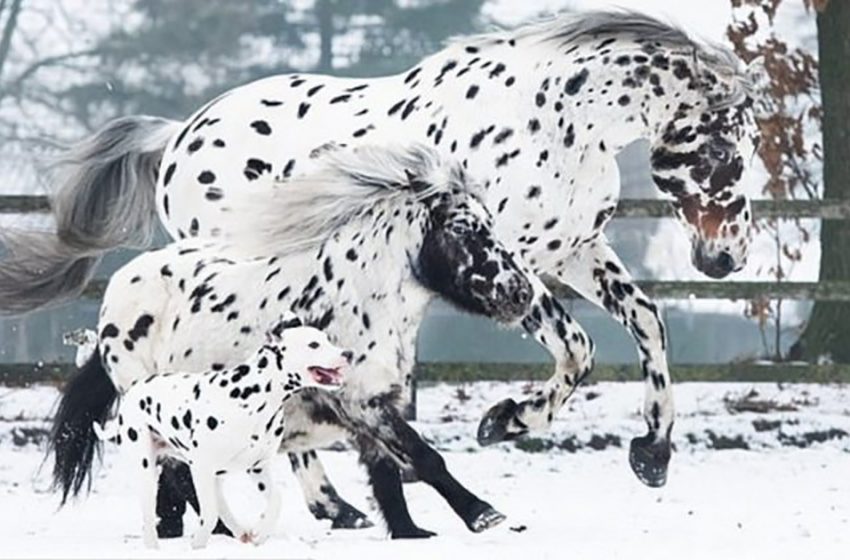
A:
[404,168,432,193]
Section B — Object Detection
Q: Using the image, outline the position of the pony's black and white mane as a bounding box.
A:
[229,145,474,256]
[456,9,757,109]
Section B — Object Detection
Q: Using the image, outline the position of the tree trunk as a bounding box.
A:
[315,0,333,73]
[792,0,850,362]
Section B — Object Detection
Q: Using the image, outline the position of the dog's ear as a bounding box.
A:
[267,313,302,342]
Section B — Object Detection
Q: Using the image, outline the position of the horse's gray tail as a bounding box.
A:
[0,116,181,316]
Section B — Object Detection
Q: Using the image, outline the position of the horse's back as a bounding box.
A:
[154,71,409,243]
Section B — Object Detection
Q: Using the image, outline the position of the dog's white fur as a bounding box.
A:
[95,321,350,549]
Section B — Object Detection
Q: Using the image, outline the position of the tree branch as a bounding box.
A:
[0,0,22,81]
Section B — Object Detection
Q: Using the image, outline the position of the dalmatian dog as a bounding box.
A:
[94,318,349,549]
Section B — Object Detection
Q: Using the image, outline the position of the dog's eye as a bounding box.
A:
[308,341,319,349]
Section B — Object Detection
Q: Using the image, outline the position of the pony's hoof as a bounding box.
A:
[467,505,506,533]
[477,398,522,445]
[629,434,671,488]
[390,526,437,539]
[212,519,234,537]
[156,519,183,539]
[330,502,374,530]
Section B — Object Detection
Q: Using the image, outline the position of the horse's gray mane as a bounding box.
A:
[227,144,469,257]
[453,9,755,110]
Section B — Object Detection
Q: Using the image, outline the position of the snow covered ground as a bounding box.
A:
[1,380,848,559]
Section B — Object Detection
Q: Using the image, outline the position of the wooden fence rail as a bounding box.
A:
[3,195,850,219]
[2,194,848,385]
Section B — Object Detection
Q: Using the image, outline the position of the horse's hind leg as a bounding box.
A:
[288,451,373,529]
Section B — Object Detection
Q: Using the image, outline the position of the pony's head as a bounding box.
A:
[649,56,761,279]
[417,184,533,323]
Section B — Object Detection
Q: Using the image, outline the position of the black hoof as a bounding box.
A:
[330,502,374,530]
[466,504,507,533]
[629,434,671,488]
[156,518,184,539]
[477,398,521,446]
[212,519,234,537]
[391,526,437,539]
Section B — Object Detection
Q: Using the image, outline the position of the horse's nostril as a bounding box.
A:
[717,251,735,274]
[342,350,354,364]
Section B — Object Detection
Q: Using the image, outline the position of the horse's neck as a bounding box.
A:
[434,37,704,156]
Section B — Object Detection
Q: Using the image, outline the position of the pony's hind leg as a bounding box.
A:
[157,460,233,538]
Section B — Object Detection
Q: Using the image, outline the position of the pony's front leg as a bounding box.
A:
[551,237,674,487]
[281,391,373,530]
[478,273,595,445]
[287,451,373,529]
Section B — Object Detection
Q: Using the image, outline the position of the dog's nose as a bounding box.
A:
[342,350,354,364]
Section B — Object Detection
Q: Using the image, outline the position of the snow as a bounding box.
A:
[1,380,848,559]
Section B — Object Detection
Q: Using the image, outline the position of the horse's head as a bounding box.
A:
[649,63,760,279]
[416,187,533,323]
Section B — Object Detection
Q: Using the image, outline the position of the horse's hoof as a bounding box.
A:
[629,434,671,488]
[390,526,437,539]
[467,505,507,533]
[477,398,520,446]
[330,502,374,530]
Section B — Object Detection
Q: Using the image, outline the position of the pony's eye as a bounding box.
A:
[710,147,731,162]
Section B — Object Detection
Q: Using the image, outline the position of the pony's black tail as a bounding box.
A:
[48,347,118,505]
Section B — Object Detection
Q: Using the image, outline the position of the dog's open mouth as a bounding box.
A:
[308,366,344,386]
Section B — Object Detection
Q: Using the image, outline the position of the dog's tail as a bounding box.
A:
[92,419,118,443]
[47,347,119,505]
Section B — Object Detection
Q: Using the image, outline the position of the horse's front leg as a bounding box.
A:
[550,237,674,487]
[477,272,595,444]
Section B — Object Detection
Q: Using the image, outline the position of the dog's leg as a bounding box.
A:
[249,463,280,545]
[215,475,247,541]
[190,467,219,549]
[128,423,159,549]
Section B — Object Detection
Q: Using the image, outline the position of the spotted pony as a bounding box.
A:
[50,145,537,538]
[6,9,760,532]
